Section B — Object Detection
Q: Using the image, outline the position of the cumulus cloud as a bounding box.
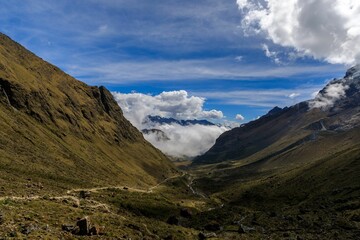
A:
[112,90,223,128]
[237,0,360,65]
[112,90,228,158]
[235,114,245,121]
[309,82,349,109]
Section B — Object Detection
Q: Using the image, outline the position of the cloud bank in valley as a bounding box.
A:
[112,90,230,158]
[237,0,360,65]
[144,124,228,158]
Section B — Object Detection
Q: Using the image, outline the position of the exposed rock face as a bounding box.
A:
[0,33,176,193]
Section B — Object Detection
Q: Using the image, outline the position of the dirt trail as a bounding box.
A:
[0,172,224,214]
[66,172,186,195]
[0,195,41,201]
[0,173,186,211]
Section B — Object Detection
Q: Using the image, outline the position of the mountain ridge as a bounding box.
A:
[0,33,176,195]
[143,115,215,127]
[194,66,360,165]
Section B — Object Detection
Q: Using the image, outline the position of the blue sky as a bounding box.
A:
[0,0,352,122]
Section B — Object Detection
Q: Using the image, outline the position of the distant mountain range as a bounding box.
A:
[141,115,216,143]
[0,32,358,239]
[143,115,215,127]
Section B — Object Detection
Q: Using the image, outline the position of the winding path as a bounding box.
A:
[0,173,186,211]
[0,172,225,213]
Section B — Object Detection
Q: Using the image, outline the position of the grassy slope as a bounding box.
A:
[189,127,360,239]
[194,103,326,164]
[0,33,176,195]
[0,176,205,239]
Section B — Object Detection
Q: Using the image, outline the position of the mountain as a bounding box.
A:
[194,66,360,164]
[0,33,358,239]
[141,128,170,141]
[143,115,215,127]
[0,33,176,195]
[187,67,360,239]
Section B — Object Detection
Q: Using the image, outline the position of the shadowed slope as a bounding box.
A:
[194,66,360,165]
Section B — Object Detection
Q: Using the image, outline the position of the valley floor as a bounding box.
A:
[1,165,359,239]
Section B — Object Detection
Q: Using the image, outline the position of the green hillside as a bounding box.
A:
[0,33,176,196]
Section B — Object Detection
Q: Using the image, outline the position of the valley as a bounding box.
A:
[0,33,359,239]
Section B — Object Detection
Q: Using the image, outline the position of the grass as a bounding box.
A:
[1,32,360,239]
[0,183,203,239]
[0,33,177,196]
[189,133,360,239]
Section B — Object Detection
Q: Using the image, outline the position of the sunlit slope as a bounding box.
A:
[0,33,176,195]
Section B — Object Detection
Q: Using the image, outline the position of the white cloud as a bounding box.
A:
[222,120,241,129]
[235,56,244,62]
[262,44,281,64]
[112,90,228,158]
[112,90,223,128]
[288,93,300,99]
[235,114,245,121]
[194,86,323,108]
[67,58,345,83]
[309,82,349,109]
[97,24,110,36]
[237,0,360,65]
[143,124,228,158]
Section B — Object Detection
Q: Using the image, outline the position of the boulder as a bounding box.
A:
[351,214,360,222]
[77,216,91,235]
[164,235,175,240]
[204,221,221,231]
[0,212,4,225]
[180,208,193,218]
[62,224,76,232]
[238,224,255,234]
[198,232,206,240]
[89,226,100,235]
[238,225,245,234]
[198,232,217,239]
[79,190,91,199]
[167,216,179,225]
[20,224,38,235]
